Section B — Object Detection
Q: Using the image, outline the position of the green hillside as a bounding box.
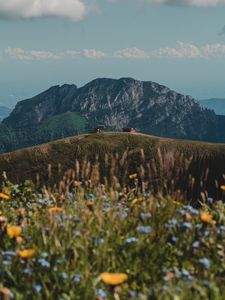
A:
[1,132,225,201]
[0,111,88,152]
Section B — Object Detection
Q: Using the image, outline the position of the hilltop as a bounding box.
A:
[1,78,225,153]
[1,132,225,201]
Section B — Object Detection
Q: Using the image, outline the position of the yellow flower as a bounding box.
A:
[7,226,22,238]
[200,211,216,225]
[100,272,128,285]
[48,207,64,214]
[18,249,35,259]
[129,173,137,180]
[16,236,24,244]
[166,272,174,280]
[220,185,225,191]
[130,198,142,207]
[0,193,10,200]
[0,287,12,298]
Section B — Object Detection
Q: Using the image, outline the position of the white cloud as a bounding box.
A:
[5,42,225,61]
[153,41,202,58]
[4,47,107,60]
[155,42,225,58]
[114,47,149,59]
[0,0,88,21]
[64,50,81,57]
[83,49,107,58]
[5,47,61,60]
[150,0,225,6]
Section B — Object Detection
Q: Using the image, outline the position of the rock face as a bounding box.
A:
[1,77,225,153]
[3,84,77,128]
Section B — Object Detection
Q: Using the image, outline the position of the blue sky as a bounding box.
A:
[0,0,225,107]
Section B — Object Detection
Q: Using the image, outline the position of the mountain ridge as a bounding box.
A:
[1,77,225,153]
[199,98,225,115]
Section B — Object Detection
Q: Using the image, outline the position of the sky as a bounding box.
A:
[0,0,225,107]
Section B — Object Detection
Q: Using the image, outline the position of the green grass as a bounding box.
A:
[0,178,224,300]
[0,111,88,153]
[1,132,225,201]
[36,112,88,139]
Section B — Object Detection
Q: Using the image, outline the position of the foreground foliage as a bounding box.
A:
[0,180,225,300]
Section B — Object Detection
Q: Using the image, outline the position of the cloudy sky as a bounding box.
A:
[0,0,225,107]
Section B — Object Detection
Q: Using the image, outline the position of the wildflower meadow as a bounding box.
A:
[0,173,224,300]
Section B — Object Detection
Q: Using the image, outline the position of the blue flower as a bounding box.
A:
[207,197,213,204]
[165,218,179,229]
[23,268,32,275]
[183,222,192,229]
[71,274,82,283]
[195,224,202,229]
[2,261,12,266]
[204,230,209,237]
[171,236,178,243]
[38,258,50,268]
[199,258,211,269]
[125,237,138,244]
[97,289,107,299]
[171,218,179,225]
[56,259,65,265]
[2,251,16,257]
[38,199,49,205]
[115,212,128,219]
[182,269,192,279]
[183,205,198,215]
[140,213,151,221]
[33,284,42,293]
[173,267,181,277]
[61,272,68,279]
[192,241,200,248]
[94,238,105,246]
[41,252,49,258]
[137,225,151,234]
[88,194,96,200]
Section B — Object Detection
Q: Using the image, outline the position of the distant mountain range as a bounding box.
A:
[0,106,12,121]
[1,77,225,153]
[199,98,225,115]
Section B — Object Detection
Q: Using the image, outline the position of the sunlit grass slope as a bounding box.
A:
[0,132,225,200]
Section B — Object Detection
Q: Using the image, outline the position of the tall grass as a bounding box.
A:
[0,170,225,299]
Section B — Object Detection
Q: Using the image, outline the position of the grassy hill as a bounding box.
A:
[1,132,225,201]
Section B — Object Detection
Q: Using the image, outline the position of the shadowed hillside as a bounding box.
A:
[0,132,225,201]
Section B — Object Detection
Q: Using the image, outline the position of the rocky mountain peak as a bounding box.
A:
[1,77,224,154]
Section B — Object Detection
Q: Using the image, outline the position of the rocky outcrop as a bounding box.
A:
[1,77,225,153]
